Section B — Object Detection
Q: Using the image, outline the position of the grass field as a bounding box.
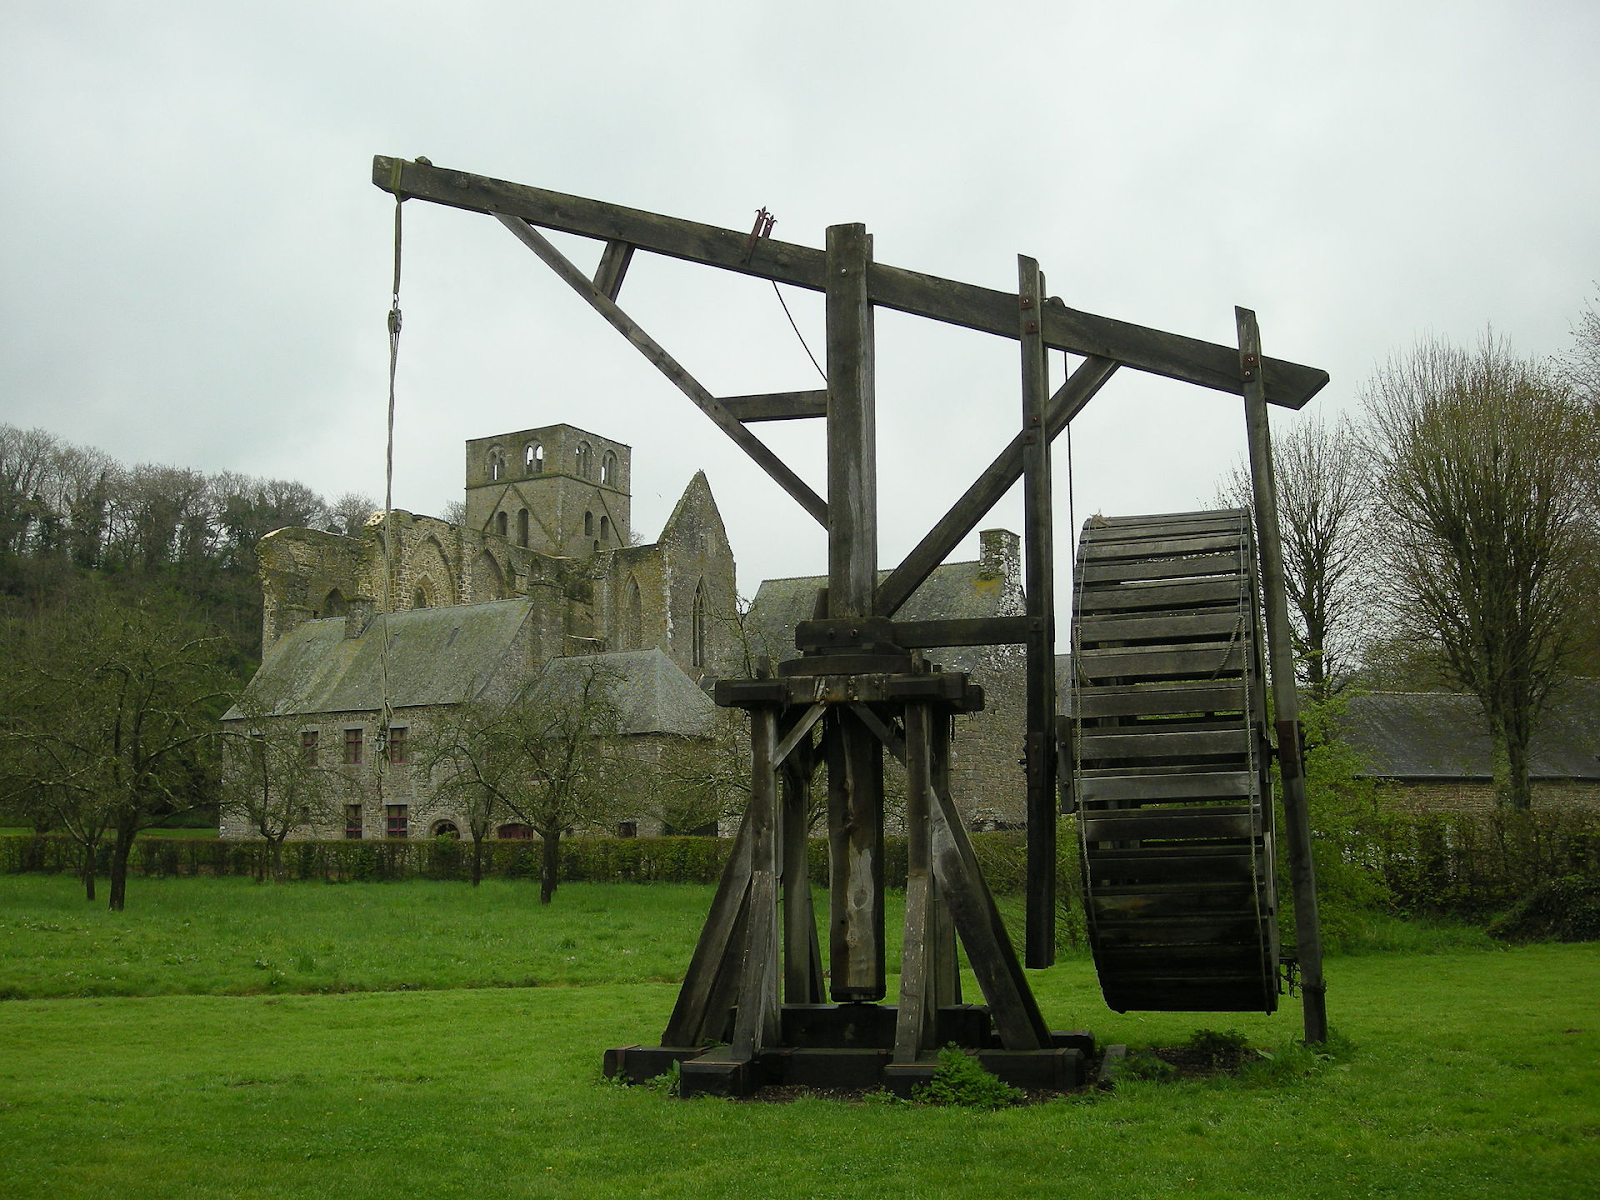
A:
[1,875,1596,1198]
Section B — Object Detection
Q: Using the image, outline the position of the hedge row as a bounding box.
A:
[5,808,1594,919]
[0,829,1080,899]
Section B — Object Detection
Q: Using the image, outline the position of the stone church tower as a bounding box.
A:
[464,425,631,558]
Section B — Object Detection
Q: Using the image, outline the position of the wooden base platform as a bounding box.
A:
[604,1004,1094,1098]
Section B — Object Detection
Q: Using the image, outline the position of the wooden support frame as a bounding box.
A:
[372,155,1330,1087]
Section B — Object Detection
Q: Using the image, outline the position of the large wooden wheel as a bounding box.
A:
[1071,509,1279,1013]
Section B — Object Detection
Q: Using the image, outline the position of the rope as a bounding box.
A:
[377,188,403,776]
[771,281,828,384]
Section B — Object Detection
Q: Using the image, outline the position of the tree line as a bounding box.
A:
[1219,311,1600,810]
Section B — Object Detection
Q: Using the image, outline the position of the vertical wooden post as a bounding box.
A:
[825,222,886,1001]
[1019,256,1057,968]
[1237,306,1328,1044]
[929,711,961,1007]
[894,702,938,1062]
[781,723,823,1004]
[730,705,782,1058]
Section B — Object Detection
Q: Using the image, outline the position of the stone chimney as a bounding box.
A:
[345,596,376,639]
[978,528,1020,583]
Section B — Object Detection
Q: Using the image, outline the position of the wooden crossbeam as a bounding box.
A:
[876,355,1119,618]
[718,390,829,422]
[493,214,828,527]
[374,156,1328,408]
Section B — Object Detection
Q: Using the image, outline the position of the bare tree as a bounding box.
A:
[1217,412,1374,698]
[638,710,750,835]
[1363,334,1594,809]
[416,661,629,900]
[219,698,354,880]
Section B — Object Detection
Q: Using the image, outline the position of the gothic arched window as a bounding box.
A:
[524,442,543,475]
[576,441,594,479]
[495,511,508,538]
[517,508,529,547]
[488,447,506,481]
[601,450,617,486]
[692,580,708,668]
[600,515,610,543]
[626,578,643,650]
[584,510,594,537]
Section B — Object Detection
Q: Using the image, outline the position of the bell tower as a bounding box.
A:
[463,424,631,558]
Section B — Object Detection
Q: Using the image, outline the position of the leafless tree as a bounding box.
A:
[1216,411,1374,698]
[1363,334,1594,809]
[219,697,355,880]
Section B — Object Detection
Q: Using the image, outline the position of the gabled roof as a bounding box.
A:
[224,600,536,719]
[534,648,716,737]
[1342,682,1600,781]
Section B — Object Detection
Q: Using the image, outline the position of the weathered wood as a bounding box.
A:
[492,214,829,527]
[1079,532,1246,561]
[1074,644,1250,681]
[781,716,824,1004]
[773,701,826,768]
[1079,807,1257,842]
[374,157,1328,407]
[826,223,877,619]
[929,778,1050,1050]
[730,707,782,1059]
[826,707,885,1002]
[1071,577,1245,614]
[719,390,830,422]
[929,714,962,1008]
[891,616,1037,648]
[1078,728,1251,761]
[661,814,755,1045]
[1018,256,1056,970]
[1072,683,1247,718]
[1076,610,1246,645]
[593,239,633,301]
[894,703,938,1063]
[877,355,1119,617]
[1079,770,1257,804]
[1077,552,1241,585]
[1239,306,1326,1043]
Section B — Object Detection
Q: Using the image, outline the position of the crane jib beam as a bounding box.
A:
[372,156,1327,410]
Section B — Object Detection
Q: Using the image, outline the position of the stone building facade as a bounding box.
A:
[222,423,739,841]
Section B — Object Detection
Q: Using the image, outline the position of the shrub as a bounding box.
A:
[912,1046,1024,1109]
[1487,875,1600,943]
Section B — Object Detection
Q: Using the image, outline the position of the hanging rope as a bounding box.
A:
[771,281,827,384]
[377,184,404,775]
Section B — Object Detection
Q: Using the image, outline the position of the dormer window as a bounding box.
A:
[525,442,544,474]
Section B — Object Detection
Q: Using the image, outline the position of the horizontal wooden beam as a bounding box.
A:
[718,390,829,422]
[374,156,1328,409]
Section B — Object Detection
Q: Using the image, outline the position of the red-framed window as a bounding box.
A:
[385,804,408,840]
[343,728,363,766]
[301,730,319,765]
[344,803,363,839]
[386,726,407,766]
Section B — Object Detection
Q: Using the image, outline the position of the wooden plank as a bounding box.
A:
[1077,553,1242,585]
[1084,852,1260,883]
[929,716,962,1008]
[1076,610,1246,646]
[1089,884,1260,919]
[1238,305,1324,1042]
[929,778,1049,1050]
[1079,808,1257,842]
[661,813,755,1046]
[373,157,1328,408]
[1073,683,1248,719]
[1073,577,1246,614]
[1081,517,1246,544]
[877,355,1118,617]
[894,703,937,1063]
[827,707,886,1002]
[593,239,633,301]
[1092,916,1266,946]
[781,717,823,1005]
[1078,728,1251,761]
[719,390,829,422]
[1086,508,1248,528]
[1019,255,1056,970]
[730,707,781,1059]
[492,214,829,527]
[826,223,877,618]
[1079,533,1245,561]
[1075,644,1250,681]
[1079,771,1257,804]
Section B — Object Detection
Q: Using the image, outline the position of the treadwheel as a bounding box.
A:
[1071,509,1279,1013]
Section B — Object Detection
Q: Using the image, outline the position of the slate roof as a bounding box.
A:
[534,649,716,737]
[1342,682,1600,781]
[223,600,536,719]
[746,560,1018,668]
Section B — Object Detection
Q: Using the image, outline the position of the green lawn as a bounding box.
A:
[0,875,1596,1199]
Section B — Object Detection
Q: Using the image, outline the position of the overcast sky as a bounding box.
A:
[4,1,1596,612]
